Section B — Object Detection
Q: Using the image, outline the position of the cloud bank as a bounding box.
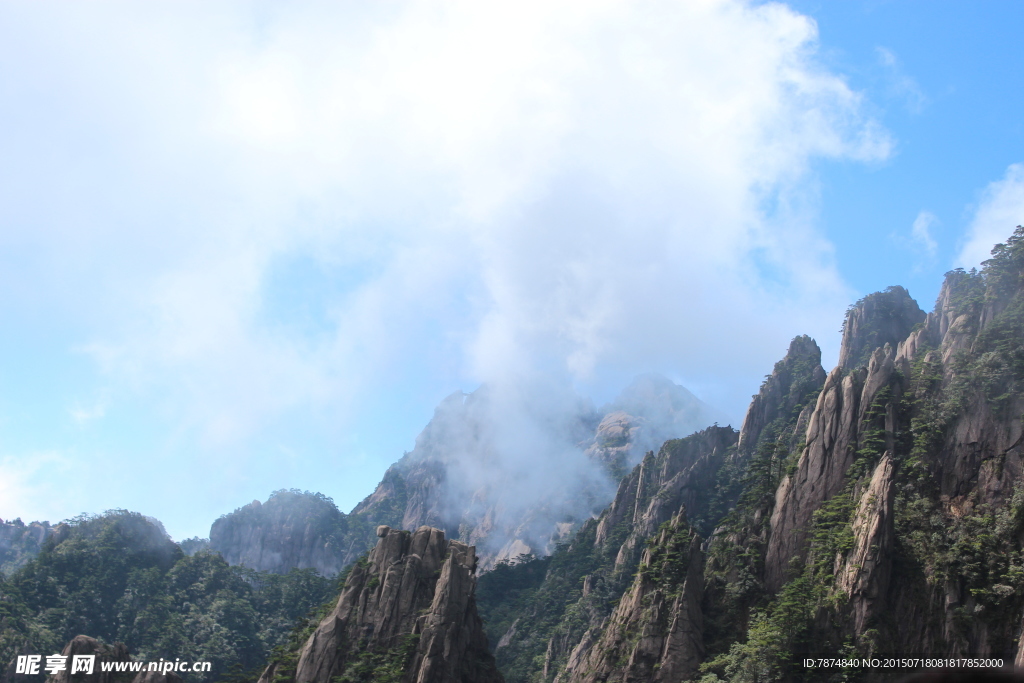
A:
[958,164,1024,268]
[0,1,891,533]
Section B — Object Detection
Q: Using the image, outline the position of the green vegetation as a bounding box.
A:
[700,228,1024,681]
[639,516,699,597]
[475,553,551,651]
[0,511,339,683]
[332,634,420,683]
[478,518,618,683]
[0,520,53,575]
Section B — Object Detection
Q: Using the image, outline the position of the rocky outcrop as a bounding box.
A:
[559,511,704,683]
[477,229,1024,679]
[738,335,826,454]
[210,490,373,575]
[593,426,738,561]
[51,636,131,683]
[600,373,729,464]
[484,426,737,680]
[755,233,1024,658]
[838,285,925,370]
[263,525,501,683]
[835,452,895,633]
[582,411,643,477]
[765,323,908,590]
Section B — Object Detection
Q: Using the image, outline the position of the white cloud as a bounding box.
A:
[957,164,1024,268]
[0,0,889,454]
[70,397,108,426]
[876,46,927,114]
[907,210,940,267]
[0,452,74,524]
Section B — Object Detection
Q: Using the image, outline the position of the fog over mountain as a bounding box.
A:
[350,373,725,568]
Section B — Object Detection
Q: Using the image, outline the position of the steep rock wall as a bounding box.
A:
[210,490,374,576]
[558,511,704,683]
[263,525,502,683]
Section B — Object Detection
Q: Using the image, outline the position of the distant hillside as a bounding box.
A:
[0,519,53,576]
[0,510,336,683]
[209,489,375,576]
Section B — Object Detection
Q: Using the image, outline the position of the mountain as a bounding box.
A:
[353,377,723,570]
[479,225,1024,681]
[209,490,376,576]
[478,335,824,682]
[587,373,729,478]
[259,525,502,683]
[9,228,1024,682]
[0,511,337,683]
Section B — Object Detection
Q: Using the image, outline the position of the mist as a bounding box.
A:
[382,371,729,565]
[0,0,890,538]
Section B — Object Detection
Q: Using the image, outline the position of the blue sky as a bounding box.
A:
[0,1,1022,541]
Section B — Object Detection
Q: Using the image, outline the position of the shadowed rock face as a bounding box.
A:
[262,525,502,683]
[559,511,704,683]
[738,334,826,455]
[210,490,372,576]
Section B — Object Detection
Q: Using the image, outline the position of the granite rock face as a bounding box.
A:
[764,343,902,590]
[752,252,1024,659]
[761,287,925,590]
[489,425,738,679]
[487,336,828,680]
[51,636,131,683]
[835,452,895,634]
[263,526,502,683]
[838,285,925,370]
[210,490,374,576]
[559,511,704,683]
[593,426,738,562]
[737,334,826,454]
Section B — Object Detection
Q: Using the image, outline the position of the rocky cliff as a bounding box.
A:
[479,425,738,682]
[479,334,825,682]
[480,227,1024,681]
[209,490,374,576]
[261,525,501,683]
[558,511,704,683]
[837,285,926,370]
[701,228,1024,676]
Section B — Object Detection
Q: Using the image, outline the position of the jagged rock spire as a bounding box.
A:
[839,285,925,370]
